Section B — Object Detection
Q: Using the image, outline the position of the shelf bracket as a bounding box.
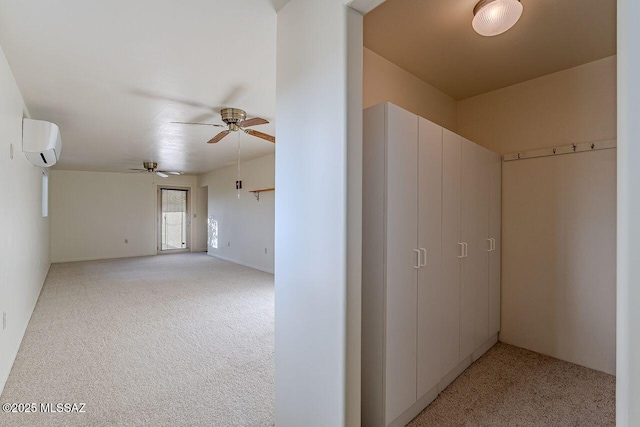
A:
[248,187,275,202]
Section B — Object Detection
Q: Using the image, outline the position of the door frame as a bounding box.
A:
[157,185,192,254]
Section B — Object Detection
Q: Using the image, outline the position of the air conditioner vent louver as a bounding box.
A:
[22,119,62,168]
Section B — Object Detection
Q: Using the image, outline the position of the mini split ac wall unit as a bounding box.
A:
[22,118,62,167]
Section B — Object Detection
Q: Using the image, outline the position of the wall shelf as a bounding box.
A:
[249,187,275,201]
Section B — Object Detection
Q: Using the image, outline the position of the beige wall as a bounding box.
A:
[198,154,275,274]
[0,45,50,394]
[363,53,618,373]
[364,48,458,132]
[457,56,617,155]
[456,56,617,374]
[501,151,616,374]
[50,171,200,263]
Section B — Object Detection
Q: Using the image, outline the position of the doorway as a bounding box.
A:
[158,187,191,253]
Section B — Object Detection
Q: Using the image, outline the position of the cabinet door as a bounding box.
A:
[417,118,442,397]
[441,129,461,377]
[474,147,491,350]
[488,152,502,336]
[460,138,477,361]
[385,104,419,424]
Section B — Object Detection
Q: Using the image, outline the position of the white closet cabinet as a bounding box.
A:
[441,129,462,378]
[488,152,502,336]
[362,103,442,427]
[363,102,502,427]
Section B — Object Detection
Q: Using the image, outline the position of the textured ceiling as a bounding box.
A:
[0,0,278,174]
[364,0,616,100]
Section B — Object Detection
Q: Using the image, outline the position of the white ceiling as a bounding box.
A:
[0,0,279,174]
[364,0,617,100]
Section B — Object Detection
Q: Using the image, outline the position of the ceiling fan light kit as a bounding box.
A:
[472,0,523,37]
[173,107,275,145]
[129,162,181,178]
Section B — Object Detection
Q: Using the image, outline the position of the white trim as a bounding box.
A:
[345,0,386,14]
[208,253,274,275]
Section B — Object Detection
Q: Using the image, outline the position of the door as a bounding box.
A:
[460,138,478,360]
[474,147,491,349]
[441,129,461,377]
[417,118,442,397]
[158,187,190,252]
[385,103,419,424]
[488,153,502,335]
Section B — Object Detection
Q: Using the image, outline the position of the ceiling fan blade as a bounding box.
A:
[244,129,275,143]
[171,121,226,127]
[155,172,169,178]
[239,117,269,128]
[158,171,182,175]
[129,169,147,171]
[208,130,231,144]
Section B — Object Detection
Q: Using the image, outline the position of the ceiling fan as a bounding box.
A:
[130,162,182,178]
[172,108,275,144]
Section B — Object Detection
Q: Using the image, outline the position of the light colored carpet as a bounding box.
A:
[0,253,274,427]
[408,342,615,426]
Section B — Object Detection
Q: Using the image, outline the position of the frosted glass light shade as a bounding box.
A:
[472,0,523,37]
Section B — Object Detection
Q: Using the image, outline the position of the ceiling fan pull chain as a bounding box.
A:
[237,132,241,199]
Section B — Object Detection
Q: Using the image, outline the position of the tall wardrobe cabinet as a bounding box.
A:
[362,103,501,427]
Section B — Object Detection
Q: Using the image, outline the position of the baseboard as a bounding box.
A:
[440,355,472,392]
[472,333,499,362]
[385,334,500,427]
[208,254,274,275]
[52,252,157,263]
[0,262,50,397]
[440,333,499,393]
[388,383,439,427]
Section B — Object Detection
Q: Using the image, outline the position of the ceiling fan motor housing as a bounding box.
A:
[221,108,247,131]
[143,161,158,171]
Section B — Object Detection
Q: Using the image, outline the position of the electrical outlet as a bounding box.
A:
[228,241,231,247]
[265,248,268,254]
[9,143,13,160]
[124,239,128,244]
[3,311,6,330]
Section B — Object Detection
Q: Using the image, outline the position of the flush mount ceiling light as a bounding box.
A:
[472,0,523,37]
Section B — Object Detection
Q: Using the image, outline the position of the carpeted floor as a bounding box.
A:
[0,254,615,427]
[0,253,274,427]
[408,342,615,427]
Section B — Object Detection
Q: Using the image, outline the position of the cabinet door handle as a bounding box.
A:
[420,248,427,267]
[490,238,496,251]
[487,238,492,252]
[463,242,468,258]
[414,249,421,269]
[458,243,465,259]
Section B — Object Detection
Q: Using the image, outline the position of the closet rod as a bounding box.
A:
[503,139,617,162]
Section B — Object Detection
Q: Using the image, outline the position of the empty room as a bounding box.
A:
[2,1,640,427]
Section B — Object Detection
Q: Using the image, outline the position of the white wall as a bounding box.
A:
[198,154,275,274]
[364,47,458,132]
[50,170,199,262]
[457,58,617,374]
[275,1,362,425]
[0,45,50,395]
[193,185,208,252]
[617,1,640,424]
